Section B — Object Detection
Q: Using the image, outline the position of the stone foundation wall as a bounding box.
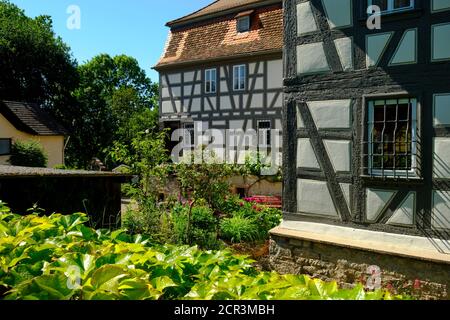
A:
[269,235,450,300]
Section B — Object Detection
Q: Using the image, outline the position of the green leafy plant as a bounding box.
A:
[172,205,221,249]
[8,140,48,168]
[0,204,408,300]
[220,215,260,243]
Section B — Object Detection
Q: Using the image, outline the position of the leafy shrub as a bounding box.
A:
[223,201,282,242]
[172,205,222,249]
[0,206,407,300]
[9,140,48,167]
[215,194,244,215]
[122,198,174,244]
[220,215,260,243]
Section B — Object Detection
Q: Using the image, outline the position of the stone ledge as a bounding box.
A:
[270,222,450,265]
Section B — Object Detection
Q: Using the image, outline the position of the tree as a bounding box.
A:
[175,148,237,244]
[0,1,78,107]
[68,54,159,168]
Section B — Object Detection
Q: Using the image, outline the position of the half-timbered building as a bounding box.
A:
[155,1,284,195]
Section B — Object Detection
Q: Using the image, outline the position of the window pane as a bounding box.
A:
[233,67,239,90]
[371,0,388,11]
[0,139,11,155]
[237,16,250,32]
[239,66,246,89]
[394,0,411,9]
[369,98,415,173]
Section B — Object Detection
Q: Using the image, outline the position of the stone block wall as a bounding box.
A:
[270,234,450,300]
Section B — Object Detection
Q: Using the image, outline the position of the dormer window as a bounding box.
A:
[237,15,251,33]
[368,0,414,14]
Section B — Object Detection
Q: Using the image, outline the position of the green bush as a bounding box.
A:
[220,214,260,243]
[172,205,221,249]
[0,205,408,300]
[9,140,48,167]
[216,194,244,215]
[122,198,174,244]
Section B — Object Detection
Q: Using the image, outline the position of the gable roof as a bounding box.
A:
[167,0,278,27]
[155,2,283,69]
[0,101,67,136]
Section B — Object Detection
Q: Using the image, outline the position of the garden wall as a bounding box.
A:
[270,228,450,300]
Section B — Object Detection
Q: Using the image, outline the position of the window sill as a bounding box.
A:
[360,174,424,184]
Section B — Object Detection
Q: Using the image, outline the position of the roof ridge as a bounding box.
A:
[166,0,222,26]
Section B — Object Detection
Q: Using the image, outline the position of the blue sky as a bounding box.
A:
[10,0,213,82]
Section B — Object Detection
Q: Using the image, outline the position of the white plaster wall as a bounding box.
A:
[432,190,450,230]
[433,137,450,178]
[220,96,232,110]
[307,100,351,129]
[229,120,245,130]
[168,73,181,84]
[434,93,450,126]
[387,192,415,226]
[268,92,282,108]
[323,140,351,172]
[297,42,331,75]
[297,138,320,169]
[275,119,282,130]
[297,179,338,217]
[184,71,195,82]
[221,81,228,93]
[432,23,450,61]
[340,183,351,211]
[254,77,264,90]
[297,107,305,128]
[321,0,352,29]
[334,37,354,71]
[162,87,170,99]
[171,86,181,99]
[191,98,201,112]
[161,101,173,114]
[250,93,263,109]
[366,189,396,221]
[297,1,318,35]
[267,60,283,89]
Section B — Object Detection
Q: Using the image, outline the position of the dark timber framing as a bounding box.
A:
[158,52,283,134]
[283,0,450,239]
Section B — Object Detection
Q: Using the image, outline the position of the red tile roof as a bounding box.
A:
[155,2,283,69]
[167,0,277,27]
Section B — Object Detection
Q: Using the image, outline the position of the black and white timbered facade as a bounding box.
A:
[280,0,450,247]
[155,0,284,167]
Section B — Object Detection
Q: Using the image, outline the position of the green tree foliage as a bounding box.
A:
[9,140,48,168]
[0,1,78,109]
[70,54,159,168]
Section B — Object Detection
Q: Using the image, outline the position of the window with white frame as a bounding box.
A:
[233,65,246,91]
[257,120,272,148]
[237,16,250,33]
[367,98,418,177]
[0,139,11,156]
[205,68,216,94]
[368,0,414,14]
